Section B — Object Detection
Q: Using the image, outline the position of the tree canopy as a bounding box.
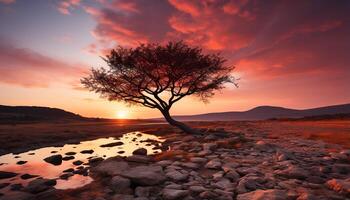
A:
[82,41,236,134]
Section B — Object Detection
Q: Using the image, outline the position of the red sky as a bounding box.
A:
[0,0,349,119]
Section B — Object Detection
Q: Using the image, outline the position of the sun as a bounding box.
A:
[116,110,128,119]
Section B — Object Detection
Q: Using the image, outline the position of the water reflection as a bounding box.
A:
[0,132,164,192]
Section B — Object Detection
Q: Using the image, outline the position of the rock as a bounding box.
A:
[162,189,189,200]
[44,154,62,165]
[157,160,173,167]
[89,157,104,164]
[133,148,148,155]
[73,160,83,165]
[181,162,200,169]
[110,176,131,193]
[237,189,288,200]
[0,191,35,200]
[166,170,188,182]
[125,155,151,163]
[135,186,154,197]
[62,156,75,161]
[60,173,73,180]
[20,174,38,180]
[16,161,27,165]
[80,149,94,154]
[203,143,217,151]
[111,194,135,200]
[205,159,222,169]
[92,159,129,176]
[236,174,265,194]
[10,183,23,191]
[332,164,350,174]
[189,157,207,163]
[296,191,318,200]
[276,150,294,161]
[326,178,350,196]
[275,165,308,179]
[189,185,206,193]
[0,171,17,179]
[24,178,56,194]
[123,165,166,186]
[100,141,124,147]
[199,191,219,199]
[165,183,183,190]
[63,168,74,173]
[225,169,240,182]
[255,141,275,152]
[0,183,10,189]
[65,152,76,155]
[212,178,233,191]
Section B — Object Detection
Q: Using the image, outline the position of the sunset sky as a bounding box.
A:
[0,0,349,119]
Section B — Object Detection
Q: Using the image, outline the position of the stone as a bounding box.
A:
[213,178,233,191]
[65,152,76,155]
[236,174,265,194]
[123,165,166,186]
[62,156,75,161]
[332,164,350,174]
[133,148,147,155]
[80,149,94,154]
[326,178,350,196]
[0,171,17,179]
[24,178,56,194]
[166,170,188,182]
[225,169,240,182]
[111,194,135,200]
[162,189,189,200]
[205,159,222,169]
[92,159,129,176]
[275,165,308,179]
[203,143,217,151]
[0,191,35,200]
[43,154,62,165]
[110,176,131,193]
[135,186,153,197]
[10,183,23,191]
[0,183,10,189]
[100,141,124,147]
[73,160,83,165]
[181,162,200,169]
[125,155,151,163]
[20,174,38,180]
[189,185,206,193]
[157,160,173,167]
[16,161,27,165]
[237,189,288,200]
[189,157,207,163]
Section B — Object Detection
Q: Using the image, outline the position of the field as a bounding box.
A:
[1,119,349,155]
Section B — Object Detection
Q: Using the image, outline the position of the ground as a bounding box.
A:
[0,119,349,200]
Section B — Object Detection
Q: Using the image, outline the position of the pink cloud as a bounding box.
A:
[79,0,349,90]
[0,0,15,4]
[57,0,81,15]
[0,40,87,88]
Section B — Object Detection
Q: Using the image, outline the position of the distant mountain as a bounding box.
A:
[164,103,350,121]
[0,105,84,122]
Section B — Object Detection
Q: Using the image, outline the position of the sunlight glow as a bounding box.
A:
[116,110,129,119]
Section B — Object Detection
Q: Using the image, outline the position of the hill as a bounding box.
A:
[165,103,350,121]
[0,105,84,123]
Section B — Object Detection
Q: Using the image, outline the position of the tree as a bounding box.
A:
[81,41,236,134]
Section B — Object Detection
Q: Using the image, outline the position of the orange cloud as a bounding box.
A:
[0,40,87,88]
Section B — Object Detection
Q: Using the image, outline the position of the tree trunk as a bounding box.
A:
[160,109,201,135]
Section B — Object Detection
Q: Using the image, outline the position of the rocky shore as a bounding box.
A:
[1,127,350,200]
